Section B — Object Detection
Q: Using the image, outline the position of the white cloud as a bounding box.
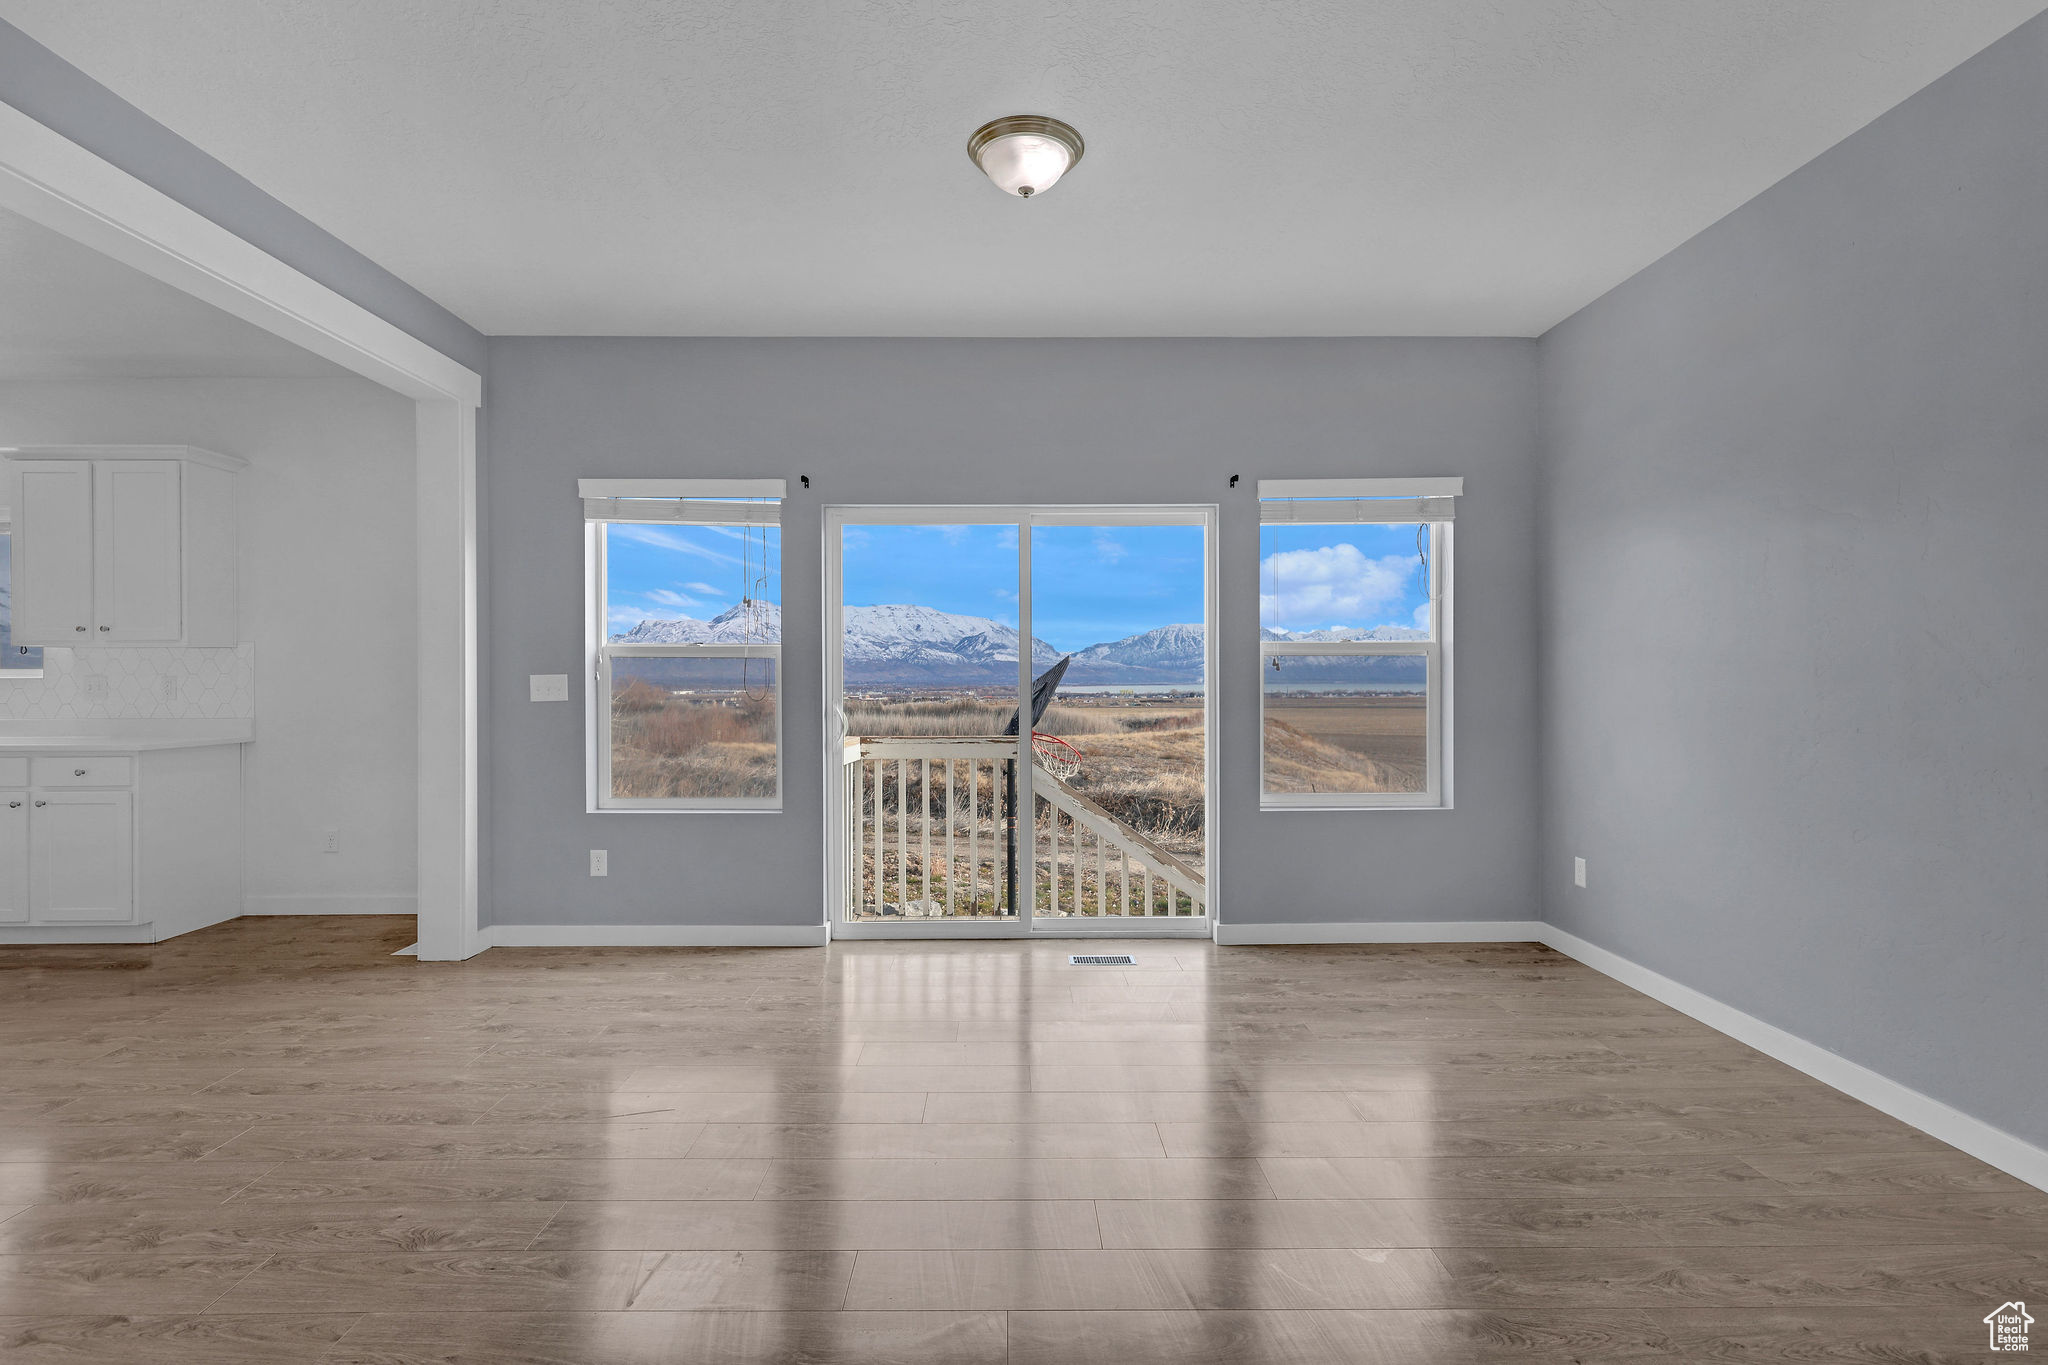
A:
[1260,544,1415,629]
[683,582,720,595]
[608,524,742,565]
[646,589,700,609]
[607,605,654,632]
[1093,534,1127,565]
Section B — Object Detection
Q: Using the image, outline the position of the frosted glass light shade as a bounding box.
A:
[967,115,1085,198]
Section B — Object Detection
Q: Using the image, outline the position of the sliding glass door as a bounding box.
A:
[826,507,1215,937]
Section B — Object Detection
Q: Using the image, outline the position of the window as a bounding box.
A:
[1258,479,1458,808]
[584,480,783,810]
[0,516,45,678]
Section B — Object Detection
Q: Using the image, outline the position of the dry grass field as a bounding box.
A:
[610,677,777,799]
[1263,693,1426,793]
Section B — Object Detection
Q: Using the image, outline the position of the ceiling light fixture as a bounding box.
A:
[967,115,1085,199]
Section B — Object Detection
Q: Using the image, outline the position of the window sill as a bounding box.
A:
[589,804,784,816]
[1261,799,1453,813]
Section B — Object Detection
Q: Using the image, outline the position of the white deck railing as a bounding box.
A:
[842,736,1205,921]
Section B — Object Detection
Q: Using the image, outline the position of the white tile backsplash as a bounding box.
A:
[0,645,254,721]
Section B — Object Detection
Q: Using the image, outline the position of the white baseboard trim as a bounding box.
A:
[0,923,156,944]
[1538,925,2048,1194]
[480,923,830,949]
[1214,920,1541,945]
[244,894,419,916]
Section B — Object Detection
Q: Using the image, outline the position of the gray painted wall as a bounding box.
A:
[1,19,486,374]
[1538,15,2048,1143]
[486,338,1539,928]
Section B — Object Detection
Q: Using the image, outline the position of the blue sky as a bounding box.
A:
[605,523,780,636]
[607,519,1428,644]
[1260,522,1430,634]
[843,524,1206,651]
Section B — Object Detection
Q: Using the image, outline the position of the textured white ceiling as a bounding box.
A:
[0,206,345,379]
[6,1,2042,337]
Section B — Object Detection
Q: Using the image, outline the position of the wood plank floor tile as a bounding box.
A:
[1433,1244,2046,1308]
[1736,1149,2037,1195]
[531,1199,1101,1250]
[844,1249,1197,1310]
[1163,1247,1453,1309]
[483,1090,928,1124]
[203,1251,651,1313]
[0,1254,272,1315]
[1631,1306,2012,1361]
[321,1310,1007,1365]
[0,1164,279,1206]
[686,1122,1165,1160]
[204,1122,711,1162]
[751,1157,1276,1201]
[0,1200,564,1254]
[0,1128,252,1164]
[1255,1155,1783,1201]
[226,1158,770,1203]
[921,1090,1362,1124]
[39,1095,502,1127]
[0,1313,359,1364]
[1157,1119,1661,1159]
[1005,1308,1668,1364]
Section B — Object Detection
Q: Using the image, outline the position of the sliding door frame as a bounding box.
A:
[823,504,1218,939]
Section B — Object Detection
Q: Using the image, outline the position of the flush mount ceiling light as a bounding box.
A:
[967,115,1085,198]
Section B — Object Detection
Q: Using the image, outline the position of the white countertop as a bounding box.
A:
[0,720,253,752]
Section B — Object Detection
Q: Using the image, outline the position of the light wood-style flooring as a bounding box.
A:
[0,916,2040,1362]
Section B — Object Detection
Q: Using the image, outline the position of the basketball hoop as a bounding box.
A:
[1032,732,1082,780]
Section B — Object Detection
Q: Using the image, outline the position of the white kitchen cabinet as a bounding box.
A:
[30,791,133,923]
[0,792,27,924]
[94,460,183,642]
[9,460,94,643]
[0,743,241,940]
[3,446,245,648]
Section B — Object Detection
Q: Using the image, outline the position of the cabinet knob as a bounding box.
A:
[99,626,111,632]
[6,802,18,809]
[75,769,88,777]
[75,626,86,632]
[33,801,46,808]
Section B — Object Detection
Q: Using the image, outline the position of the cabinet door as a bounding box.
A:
[30,792,134,924]
[8,462,94,645]
[0,794,26,924]
[93,461,183,643]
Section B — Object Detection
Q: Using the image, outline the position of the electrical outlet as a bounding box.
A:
[79,674,110,701]
[158,674,180,702]
[1573,856,1587,889]
[589,849,608,877]
[322,828,340,854]
[530,674,569,702]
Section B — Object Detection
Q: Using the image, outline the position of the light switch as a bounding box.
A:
[529,674,569,702]
[80,675,110,701]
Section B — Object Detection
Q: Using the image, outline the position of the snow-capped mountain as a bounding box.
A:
[615,599,781,645]
[841,605,1056,666]
[1067,624,1207,684]
[612,604,1422,686]
[1259,625,1427,643]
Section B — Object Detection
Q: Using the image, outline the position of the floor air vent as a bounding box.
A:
[1069,954,1136,966]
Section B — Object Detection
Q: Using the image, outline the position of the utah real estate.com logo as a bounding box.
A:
[1984,1301,2033,1352]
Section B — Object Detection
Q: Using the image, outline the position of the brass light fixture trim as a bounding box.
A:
[966,114,1086,198]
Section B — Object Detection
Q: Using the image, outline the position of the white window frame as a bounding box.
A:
[584,479,784,813]
[0,508,45,680]
[1258,479,1458,811]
